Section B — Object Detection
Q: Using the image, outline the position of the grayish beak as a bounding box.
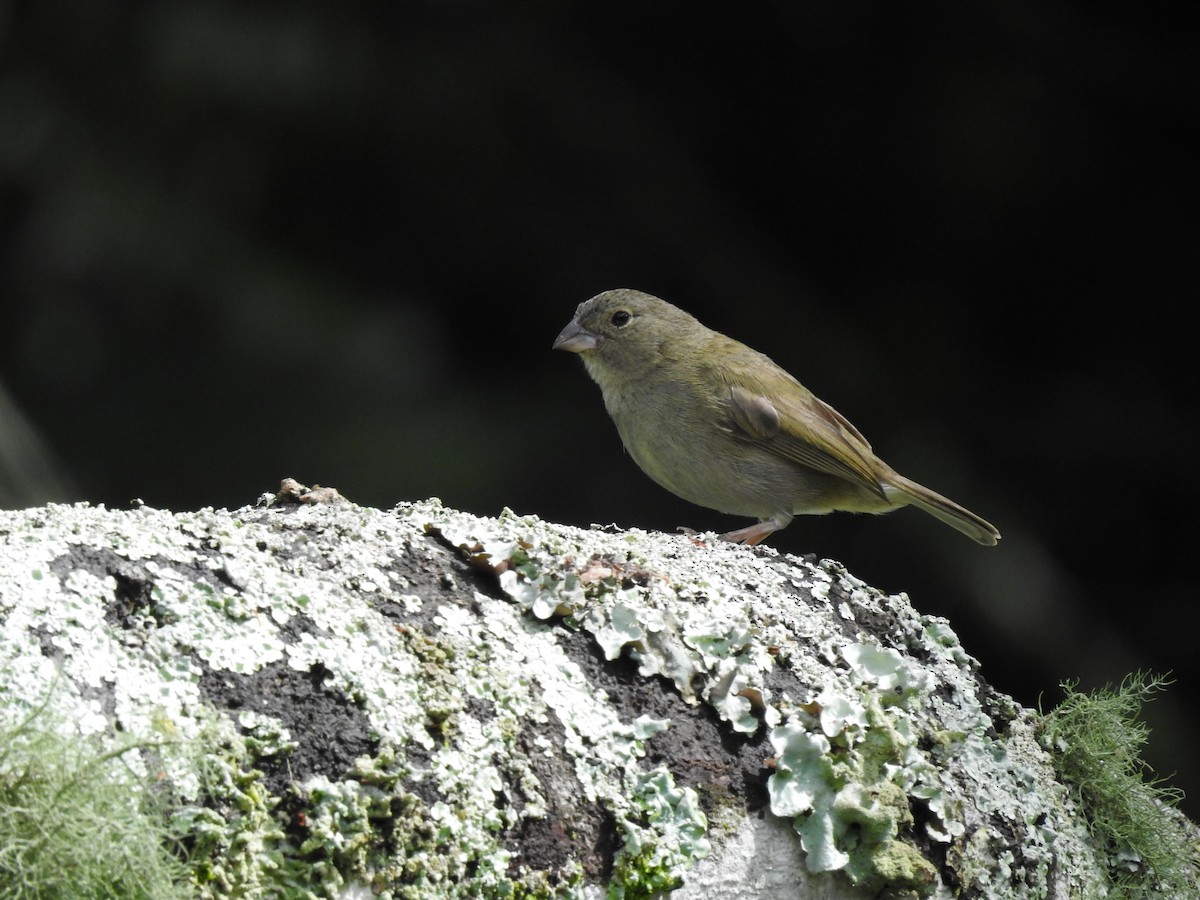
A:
[552,319,598,353]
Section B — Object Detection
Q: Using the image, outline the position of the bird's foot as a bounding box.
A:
[718,516,788,545]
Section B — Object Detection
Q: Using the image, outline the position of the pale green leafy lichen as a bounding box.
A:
[766,689,937,895]
[609,768,710,899]
[432,502,1118,896]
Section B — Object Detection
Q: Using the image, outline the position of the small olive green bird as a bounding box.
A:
[553,288,1000,546]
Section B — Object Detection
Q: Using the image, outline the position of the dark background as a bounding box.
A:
[3,3,1197,816]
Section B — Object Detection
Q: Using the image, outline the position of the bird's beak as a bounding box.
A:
[552,318,598,353]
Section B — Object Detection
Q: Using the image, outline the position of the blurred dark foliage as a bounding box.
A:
[2,2,1197,814]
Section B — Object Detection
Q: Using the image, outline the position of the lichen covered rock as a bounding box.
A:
[0,496,1118,897]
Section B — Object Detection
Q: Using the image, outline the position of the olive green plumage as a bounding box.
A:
[554,288,999,546]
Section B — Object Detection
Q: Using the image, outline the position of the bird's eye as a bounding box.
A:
[610,310,632,327]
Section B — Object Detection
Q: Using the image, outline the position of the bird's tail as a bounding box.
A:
[886,474,1000,546]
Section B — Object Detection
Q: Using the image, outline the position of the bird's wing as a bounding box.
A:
[720,363,888,501]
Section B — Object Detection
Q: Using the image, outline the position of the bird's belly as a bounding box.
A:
[614,410,894,519]
[614,417,787,517]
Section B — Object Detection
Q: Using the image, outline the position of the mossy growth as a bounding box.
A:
[1040,671,1200,900]
[0,691,191,900]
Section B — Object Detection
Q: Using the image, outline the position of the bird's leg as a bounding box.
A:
[718,513,791,545]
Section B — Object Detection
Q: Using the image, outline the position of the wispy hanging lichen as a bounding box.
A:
[0,681,191,900]
[1040,672,1200,899]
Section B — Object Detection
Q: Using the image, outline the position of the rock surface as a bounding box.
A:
[0,493,1136,897]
